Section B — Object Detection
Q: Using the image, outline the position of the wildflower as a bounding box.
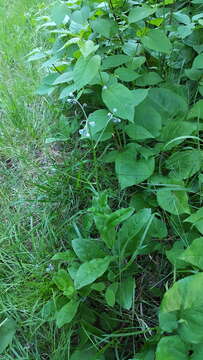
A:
[79,127,90,138]
[46,264,54,272]
[103,85,107,90]
[67,98,77,104]
[112,117,121,123]
[89,121,96,127]
[112,117,121,124]
[107,112,113,119]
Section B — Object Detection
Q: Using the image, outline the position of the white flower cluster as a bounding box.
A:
[107,110,121,124]
[79,120,96,138]
[79,126,90,138]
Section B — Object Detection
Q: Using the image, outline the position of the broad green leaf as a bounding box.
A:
[56,299,79,328]
[89,71,109,86]
[148,216,167,239]
[115,145,155,189]
[105,282,118,307]
[104,207,134,228]
[91,282,105,291]
[78,40,99,58]
[142,29,172,54]
[165,150,202,179]
[74,257,111,289]
[116,156,155,189]
[72,238,106,262]
[173,12,191,25]
[117,208,152,254]
[41,299,57,321]
[184,208,203,234]
[115,67,139,82]
[59,84,76,99]
[42,73,63,86]
[123,40,141,57]
[160,121,196,150]
[53,71,73,85]
[91,18,118,38]
[36,73,58,96]
[180,237,203,269]
[53,269,75,297]
[185,68,203,81]
[51,4,70,25]
[193,53,203,69]
[130,192,155,211]
[156,336,188,360]
[102,55,130,70]
[71,6,90,25]
[129,56,146,69]
[93,207,134,248]
[91,191,110,215]
[188,100,203,119]
[0,318,16,354]
[27,51,47,62]
[134,102,162,137]
[148,88,188,121]
[52,250,75,262]
[102,83,135,121]
[128,5,156,23]
[130,347,155,360]
[125,123,154,140]
[117,278,135,310]
[87,109,110,136]
[157,189,190,215]
[73,55,101,90]
[159,273,203,343]
[131,89,149,107]
[68,263,80,280]
[148,17,164,26]
[166,241,187,269]
[177,24,194,39]
[135,72,163,86]
[36,84,55,96]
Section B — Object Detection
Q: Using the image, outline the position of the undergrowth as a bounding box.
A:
[1,0,203,359]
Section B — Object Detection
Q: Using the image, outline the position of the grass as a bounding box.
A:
[0,2,111,358]
[0,0,75,358]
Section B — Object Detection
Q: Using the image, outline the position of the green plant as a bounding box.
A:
[27,0,203,358]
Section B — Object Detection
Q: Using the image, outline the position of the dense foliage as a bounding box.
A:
[24,0,203,358]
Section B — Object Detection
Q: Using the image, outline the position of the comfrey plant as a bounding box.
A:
[29,0,203,359]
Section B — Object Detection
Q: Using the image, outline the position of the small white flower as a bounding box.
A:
[107,112,113,119]
[112,117,121,123]
[46,264,54,272]
[67,98,76,104]
[103,85,107,90]
[83,103,87,107]
[89,121,96,127]
[79,128,90,138]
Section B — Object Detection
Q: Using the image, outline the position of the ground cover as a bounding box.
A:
[1,0,203,359]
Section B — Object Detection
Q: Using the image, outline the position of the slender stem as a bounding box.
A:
[74,99,100,191]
